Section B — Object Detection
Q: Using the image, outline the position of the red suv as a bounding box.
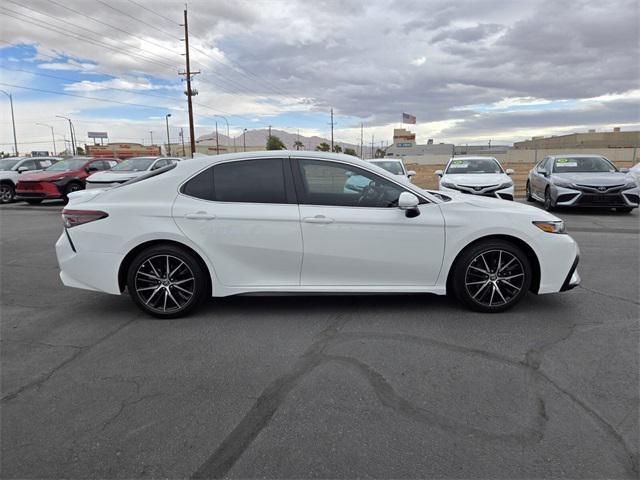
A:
[16,157,119,204]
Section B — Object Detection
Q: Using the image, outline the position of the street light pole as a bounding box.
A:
[56,115,76,156]
[213,115,230,152]
[150,131,154,146]
[36,123,56,155]
[165,114,172,155]
[1,90,18,155]
[243,128,247,152]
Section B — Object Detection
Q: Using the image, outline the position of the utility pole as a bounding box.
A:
[0,90,18,155]
[360,123,364,159]
[179,7,200,158]
[56,115,76,156]
[243,128,247,152]
[150,131,154,146]
[215,121,219,155]
[180,128,186,157]
[36,123,56,155]
[268,125,272,139]
[165,113,172,155]
[370,134,375,158]
[329,108,335,152]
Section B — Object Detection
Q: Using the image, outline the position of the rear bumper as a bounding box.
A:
[55,231,122,295]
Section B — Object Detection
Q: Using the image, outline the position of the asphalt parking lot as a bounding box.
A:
[1,200,638,479]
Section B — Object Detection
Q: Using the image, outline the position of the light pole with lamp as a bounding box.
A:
[56,115,76,156]
[165,114,172,155]
[213,115,230,153]
[36,123,56,155]
[1,90,18,155]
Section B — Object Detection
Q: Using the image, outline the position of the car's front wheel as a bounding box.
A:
[0,183,15,203]
[451,240,532,312]
[127,244,208,318]
[543,188,554,211]
[525,181,534,202]
[63,182,83,202]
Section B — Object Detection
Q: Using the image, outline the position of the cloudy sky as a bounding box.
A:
[0,0,638,154]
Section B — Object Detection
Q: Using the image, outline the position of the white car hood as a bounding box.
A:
[442,173,510,186]
[86,170,146,183]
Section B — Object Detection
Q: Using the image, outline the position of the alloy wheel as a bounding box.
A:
[134,254,195,314]
[0,184,14,203]
[464,249,525,307]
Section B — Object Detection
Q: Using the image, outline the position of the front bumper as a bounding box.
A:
[440,184,514,201]
[552,185,639,208]
[560,255,581,292]
[16,181,63,199]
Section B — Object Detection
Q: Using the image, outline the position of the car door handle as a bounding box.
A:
[303,215,334,224]
[185,212,216,220]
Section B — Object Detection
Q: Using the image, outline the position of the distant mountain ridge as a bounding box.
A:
[196,128,362,152]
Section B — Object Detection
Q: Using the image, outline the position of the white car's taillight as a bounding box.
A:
[62,209,108,228]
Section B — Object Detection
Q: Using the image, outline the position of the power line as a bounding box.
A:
[125,0,179,26]
[94,0,180,42]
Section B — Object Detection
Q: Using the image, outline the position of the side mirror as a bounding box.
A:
[407,170,416,177]
[506,168,514,175]
[17,166,28,173]
[538,168,548,177]
[620,167,630,173]
[435,169,443,177]
[398,191,419,209]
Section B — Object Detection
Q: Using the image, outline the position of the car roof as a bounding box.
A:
[448,156,498,161]
[548,154,606,158]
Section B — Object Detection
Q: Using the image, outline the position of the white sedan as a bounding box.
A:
[85,156,182,189]
[56,151,580,318]
[367,159,416,183]
[436,156,515,200]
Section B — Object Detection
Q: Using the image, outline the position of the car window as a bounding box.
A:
[370,161,405,175]
[20,160,38,171]
[180,158,287,204]
[37,159,54,169]
[152,159,170,170]
[297,159,405,208]
[552,156,617,173]
[536,157,549,172]
[89,160,110,171]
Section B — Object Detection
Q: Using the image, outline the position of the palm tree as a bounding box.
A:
[293,140,304,150]
[333,145,342,153]
[316,142,330,152]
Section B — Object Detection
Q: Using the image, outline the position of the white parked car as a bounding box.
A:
[56,151,579,318]
[367,159,416,182]
[0,156,60,203]
[628,162,640,186]
[436,156,515,201]
[85,156,182,189]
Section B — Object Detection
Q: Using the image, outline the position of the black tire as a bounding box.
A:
[525,181,535,202]
[543,187,554,211]
[63,181,84,201]
[616,207,633,213]
[0,183,15,203]
[26,199,43,205]
[451,240,532,313]
[127,244,208,319]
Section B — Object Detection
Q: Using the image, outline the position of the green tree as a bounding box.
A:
[76,146,85,155]
[343,147,357,156]
[293,140,304,150]
[374,148,385,158]
[332,145,342,153]
[316,142,330,152]
[266,135,286,150]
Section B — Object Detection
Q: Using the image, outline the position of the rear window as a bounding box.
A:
[181,159,287,204]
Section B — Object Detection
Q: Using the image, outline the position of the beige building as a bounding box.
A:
[514,128,640,149]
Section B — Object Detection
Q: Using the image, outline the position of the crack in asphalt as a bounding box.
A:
[1,318,136,403]
[191,325,638,479]
[577,285,640,306]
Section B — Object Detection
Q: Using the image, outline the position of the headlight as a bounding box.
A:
[533,220,566,234]
[552,179,574,188]
[441,181,457,189]
[622,182,638,191]
[497,181,513,189]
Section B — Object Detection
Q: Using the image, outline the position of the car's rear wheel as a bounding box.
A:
[525,181,534,202]
[25,199,43,205]
[543,188,554,211]
[0,183,15,203]
[451,240,532,312]
[127,245,208,319]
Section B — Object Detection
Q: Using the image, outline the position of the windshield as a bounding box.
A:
[446,158,503,174]
[371,161,404,175]
[553,156,617,173]
[45,159,87,171]
[0,158,22,171]
[112,157,155,171]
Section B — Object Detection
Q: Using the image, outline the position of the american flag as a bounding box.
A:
[402,112,416,124]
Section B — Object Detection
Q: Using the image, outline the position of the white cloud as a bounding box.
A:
[410,56,426,66]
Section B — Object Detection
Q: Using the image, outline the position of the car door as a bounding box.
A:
[172,157,303,287]
[531,157,549,197]
[292,157,445,286]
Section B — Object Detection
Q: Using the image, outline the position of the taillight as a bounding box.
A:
[62,209,109,228]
